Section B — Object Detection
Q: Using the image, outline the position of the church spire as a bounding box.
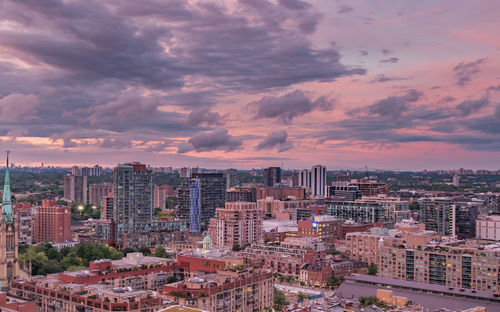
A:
[2,151,13,224]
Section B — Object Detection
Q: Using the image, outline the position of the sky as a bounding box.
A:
[0,0,499,170]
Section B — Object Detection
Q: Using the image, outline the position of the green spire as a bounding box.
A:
[2,151,13,224]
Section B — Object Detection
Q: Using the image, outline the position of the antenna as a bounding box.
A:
[6,150,10,167]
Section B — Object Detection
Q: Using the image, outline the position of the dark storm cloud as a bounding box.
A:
[463,116,500,134]
[380,57,399,63]
[455,98,489,117]
[370,74,409,83]
[0,0,364,153]
[256,130,293,152]
[185,107,229,127]
[367,89,422,119]
[249,90,335,123]
[337,5,354,14]
[454,58,486,86]
[178,129,243,153]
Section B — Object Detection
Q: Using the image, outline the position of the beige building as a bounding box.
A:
[163,269,273,312]
[476,215,500,241]
[208,202,262,248]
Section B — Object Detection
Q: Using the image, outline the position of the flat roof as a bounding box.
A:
[337,275,500,311]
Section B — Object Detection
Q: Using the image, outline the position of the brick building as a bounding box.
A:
[208,202,262,248]
[298,215,341,243]
[88,182,113,207]
[34,200,71,243]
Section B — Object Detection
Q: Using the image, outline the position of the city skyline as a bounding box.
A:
[0,1,499,170]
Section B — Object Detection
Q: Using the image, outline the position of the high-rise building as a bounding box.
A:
[13,203,33,245]
[225,168,238,189]
[178,173,226,232]
[226,187,257,202]
[154,185,175,209]
[208,202,262,248]
[263,167,281,187]
[113,163,154,242]
[101,194,114,220]
[419,198,480,239]
[311,165,327,197]
[0,152,24,286]
[63,174,88,204]
[89,182,113,207]
[453,175,460,187]
[298,169,311,188]
[34,200,71,243]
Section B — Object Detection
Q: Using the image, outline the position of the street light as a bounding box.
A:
[78,205,84,216]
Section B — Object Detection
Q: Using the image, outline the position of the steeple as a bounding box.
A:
[2,151,13,224]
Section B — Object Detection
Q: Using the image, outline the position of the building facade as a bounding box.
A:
[476,215,500,241]
[208,202,263,248]
[326,199,385,223]
[178,173,226,233]
[13,203,33,245]
[88,182,112,207]
[113,163,154,243]
[298,215,342,243]
[263,167,281,187]
[242,237,326,279]
[34,200,71,243]
[63,174,87,204]
[311,165,327,198]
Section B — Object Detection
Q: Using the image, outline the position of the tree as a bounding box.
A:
[297,293,310,301]
[139,247,151,256]
[273,288,289,311]
[154,246,168,258]
[409,201,420,211]
[368,263,377,276]
[232,243,241,252]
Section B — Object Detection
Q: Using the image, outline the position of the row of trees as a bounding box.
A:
[19,242,123,276]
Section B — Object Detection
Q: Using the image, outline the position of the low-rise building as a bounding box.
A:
[297,215,341,243]
[162,269,273,312]
[242,237,326,279]
[476,215,500,241]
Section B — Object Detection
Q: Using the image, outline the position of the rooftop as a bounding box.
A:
[337,275,500,311]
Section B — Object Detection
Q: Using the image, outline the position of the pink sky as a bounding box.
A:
[0,0,499,170]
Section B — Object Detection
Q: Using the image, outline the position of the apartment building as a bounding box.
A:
[208,202,262,248]
[162,269,273,312]
[242,237,325,278]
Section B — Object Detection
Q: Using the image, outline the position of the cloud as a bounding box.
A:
[360,50,368,56]
[185,107,229,126]
[454,58,486,86]
[179,128,243,153]
[367,89,422,119]
[381,49,392,55]
[0,93,39,121]
[278,0,311,10]
[495,104,500,120]
[455,98,489,117]
[256,130,293,152]
[0,0,365,151]
[370,74,409,83]
[99,137,133,149]
[249,90,335,123]
[337,5,354,14]
[380,57,399,63]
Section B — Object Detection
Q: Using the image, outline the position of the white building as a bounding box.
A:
[476,215,500,241]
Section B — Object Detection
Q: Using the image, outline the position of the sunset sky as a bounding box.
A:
[0,0,499,170]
